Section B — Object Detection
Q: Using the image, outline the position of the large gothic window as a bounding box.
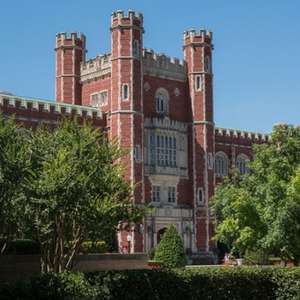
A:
[149,133,177,167]
[215,152,229,177]
[236,154,249,175]
[155,88,169,114]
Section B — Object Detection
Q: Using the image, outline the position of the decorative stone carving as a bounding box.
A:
[144,82,151,92]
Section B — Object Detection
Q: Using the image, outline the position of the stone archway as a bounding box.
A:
[157,227,167,244]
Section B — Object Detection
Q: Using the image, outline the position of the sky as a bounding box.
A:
[0,0,299,133]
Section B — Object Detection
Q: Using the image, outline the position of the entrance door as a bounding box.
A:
[157,227,167,244]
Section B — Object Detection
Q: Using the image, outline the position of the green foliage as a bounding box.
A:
[154,225,187,268]
[2,268,300,300]
[212,125,300,261]
[23,119,143,272]
[80,240,108,254]
[0,114,31,253]
[0,116,145,272]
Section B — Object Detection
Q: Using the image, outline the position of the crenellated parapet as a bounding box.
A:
[111,10,143,30]
[143,49,186,81]
[183,28,213,48]
[0,94,103,123]
[81,54,111,82]
[215,127,270,143]
[55,32,86,50]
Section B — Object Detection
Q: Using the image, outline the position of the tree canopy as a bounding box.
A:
[0,115,143,272]
[212,124,300,263]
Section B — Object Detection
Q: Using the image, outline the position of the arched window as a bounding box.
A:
[236,154,249,175]
[155,88,169,114]
[122,84,129,100]
[215,152,229,177]
[197,188,204,206]
[133,40,140,58]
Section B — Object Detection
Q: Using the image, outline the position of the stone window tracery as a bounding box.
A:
[152,185,161,202]
[168,186,176,203]
[236,154,249,175]
[154,134,176,167]
[155,88,169,114]
[215,152,229,177]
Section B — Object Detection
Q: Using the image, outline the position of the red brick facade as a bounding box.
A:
[0,10,269,258]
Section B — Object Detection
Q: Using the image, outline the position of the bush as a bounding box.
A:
[80,241,108,254]
[1,268,300,300]
[154,225,187,268]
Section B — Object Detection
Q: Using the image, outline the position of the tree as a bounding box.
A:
[154,225,187,268]
[0,115,31,253]
[24,119,143,272]
[212,124,300,262]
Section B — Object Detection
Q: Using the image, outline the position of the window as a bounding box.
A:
[134,145,141,162]
[168,186,176,203]
[152,185,161,202]
[215,152,229,177]
[91,91,108,107]
[153,134,177,167]
[133,40,140,58]
[197,188,204,206]
[122,84,129,100]
[204,56,211,73]
[155,88,169,114]
[195,75,202,91]
[236,154,249,175]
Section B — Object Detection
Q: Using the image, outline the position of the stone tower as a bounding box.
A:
[183,29,215,252]
[55,32,86,105]
[110,10,144,252]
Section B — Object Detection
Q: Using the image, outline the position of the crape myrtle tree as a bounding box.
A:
[23,119,144,273]
[0,115,31,254]
[212,124,300,264]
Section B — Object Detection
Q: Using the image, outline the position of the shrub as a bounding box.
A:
[1,268,300,299]
[80,240,108,254]
[154,225,187,268]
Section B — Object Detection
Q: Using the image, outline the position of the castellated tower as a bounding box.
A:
[55,32,86,104]
[183,29,215,252]
[110,10,144,252]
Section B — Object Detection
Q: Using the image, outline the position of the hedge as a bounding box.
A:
[1,267,300,300]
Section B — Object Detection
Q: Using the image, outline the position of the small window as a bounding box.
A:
[152,185,161,202]
[197,188,204,206]
[155,88,169,114]
[168,186,176,203]
[195,75,202,91]
[204,56,211,73]
[133,40,140,58]
[134,145,141,162]
[122,84,129,100]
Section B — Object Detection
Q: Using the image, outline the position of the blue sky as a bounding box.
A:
[0,0,299,133]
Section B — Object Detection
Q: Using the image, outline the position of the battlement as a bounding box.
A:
[143,49,186,81]
[183,28,213,39]
[56,32,86,48]
[215,127,270,142]
[0,93,102,119]
[81,54,111,82]
[111,10,143,22]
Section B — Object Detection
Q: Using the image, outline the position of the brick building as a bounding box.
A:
[0,10,269,258]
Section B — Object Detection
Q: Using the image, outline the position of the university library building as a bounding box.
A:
[0,10,269,260]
